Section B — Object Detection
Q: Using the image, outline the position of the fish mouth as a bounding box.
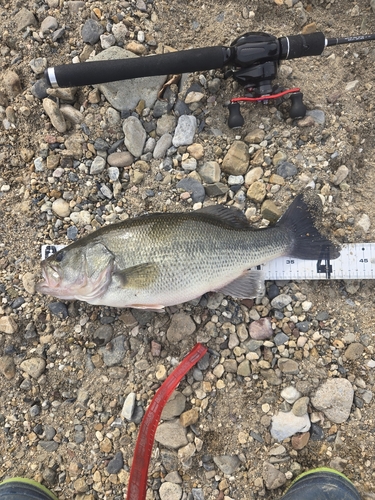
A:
[36,262,61,293]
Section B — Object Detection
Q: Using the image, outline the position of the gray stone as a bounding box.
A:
[99,335,127,366]
[311,378,354,423]
[278,358,299,375]
[306,109,326,125]
[213,455,241,475]
[40,16,58,34]
[107,451,124,474]
[90,47,167,111]
[159,482,182,500]
[15,8,37,31]
[155,420,188,449]
[332,165,349,185]
[30,58,48,75]
[199,161,221,183]
[123,116,146,157]
[161,391,186,420]
[344,342,364,360]
[172,115,197,147]
[262,462,287,490]
[204,182,229,197]
[271,294,293,309]
[38,441,59,452]
[182,157,197,172]
[176,178,205,204]
[260,369,282,386]
[270,410,310,441]
[276,161,297,178]
[81,18,104,44]
[93,324,113,346]
[153,133,173,159]
[167,313,196,343]
[90,156,106,175]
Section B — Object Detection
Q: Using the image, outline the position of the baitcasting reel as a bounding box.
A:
[44,31,375,128]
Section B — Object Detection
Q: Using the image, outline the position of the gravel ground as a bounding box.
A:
[2,0,375,499]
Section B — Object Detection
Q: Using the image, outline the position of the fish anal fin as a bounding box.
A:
[214,270,265,299]
[113,262,159,289]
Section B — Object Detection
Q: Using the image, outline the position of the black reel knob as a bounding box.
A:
[228,102,244,128]
[289,91,307,119]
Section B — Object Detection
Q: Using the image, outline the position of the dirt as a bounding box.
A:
[1,0,375,499]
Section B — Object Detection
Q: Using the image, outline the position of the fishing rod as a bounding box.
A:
[45,31,375,128]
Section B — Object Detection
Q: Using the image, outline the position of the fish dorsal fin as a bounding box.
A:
[196,205,251,229]
[112,262,159,289]
[214,269,265,299]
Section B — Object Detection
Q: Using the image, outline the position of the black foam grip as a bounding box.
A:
[281,32,326,60]
[47,46,229,88]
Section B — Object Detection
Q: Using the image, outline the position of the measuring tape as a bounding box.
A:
[126,343,208,500]
[41,243,375,280]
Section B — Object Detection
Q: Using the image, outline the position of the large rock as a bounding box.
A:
[91,47,167,111]
[311,378,354,423]
[222,141,249,175]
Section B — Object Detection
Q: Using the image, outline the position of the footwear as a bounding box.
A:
[0,477,58,499]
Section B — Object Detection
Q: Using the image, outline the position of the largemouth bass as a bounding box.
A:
[36,192,340,309]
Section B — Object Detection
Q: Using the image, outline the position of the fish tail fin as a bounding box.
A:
[276,192,340,260]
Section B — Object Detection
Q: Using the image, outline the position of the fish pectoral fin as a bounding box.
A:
[113,262,159,289]
[214,270,265,299]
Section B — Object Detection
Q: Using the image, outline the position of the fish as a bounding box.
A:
[36,192,340,309]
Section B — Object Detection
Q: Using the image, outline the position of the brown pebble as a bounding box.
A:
[3,70,22,97]
[180,408,199,427]
[291,431,310,450]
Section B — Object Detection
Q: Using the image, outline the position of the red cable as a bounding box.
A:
[231,87,301,103]
[126,343,208,500]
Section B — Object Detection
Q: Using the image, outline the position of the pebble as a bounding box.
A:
[311,378,354,423]
[306,109,326,125]
[182,157,197,172]
[15,7,37,31]
[153,133,173,159]
[247,181,266,203]
[30,58,48,75]
[291,431,310,450]
[278,359,299,375]
[180,408,199,427]
[0,316,18,334]
[123,116,146,157]
[60,104,84,124]
[344,342,364,360]
[244,128,265,143]
[100,335,127,367]
[93,47,167,111]
[0,356,16,380]
[356,213,371,233]
[159,482,182,500]
[213,455,241,474]
[262,462,286,490]
[332,165,349,185]
[43,98,67,133]
[281,386,301,404]
[172,115,197,147]
[276,161,297,178]
[3,70,22,97]
[161,391,186,419]
[155,420,188,449]
[292,396,309,416]
[52,198,70,217]
[245,166,263,185]
[48,302,68,319]
[90,156,106,175]
[199,161,221,183]
[222,141,249,175]
[176,178,205,204]
[271,294,292,309]
[20,357,46,379]
[249,317,273,340]
[81,18,104,44]
[107,451,124,474]
[40,16,58,33]
[270,410,310,441]
[167,312,196,343]
[107,151,134,167]
[38,441,59,452]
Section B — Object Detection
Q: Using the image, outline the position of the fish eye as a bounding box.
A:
[55,250,65,263]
